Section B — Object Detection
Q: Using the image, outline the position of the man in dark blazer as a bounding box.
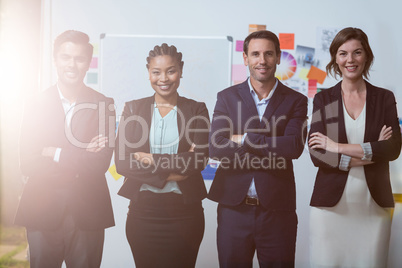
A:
[208,30,308,267]
[14,30,115,267]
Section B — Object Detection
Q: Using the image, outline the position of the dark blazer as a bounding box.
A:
[115,94,209,204]
[309,81,401,208]
[208,80,308,210]
[15,85,115,231]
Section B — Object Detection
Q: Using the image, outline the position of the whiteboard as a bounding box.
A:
[99,34,233,118]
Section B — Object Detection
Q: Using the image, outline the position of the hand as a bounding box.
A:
[86,134,108,153]
[309,132,339,153]
[350,157,373,167]
[42,147,57,158]
[378,125,392,141]
[133,152,155,166]
[166,173,188,181]
[189,143,196,152]
[230,134,243,145]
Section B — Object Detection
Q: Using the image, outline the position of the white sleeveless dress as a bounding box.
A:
[310,102,392,268]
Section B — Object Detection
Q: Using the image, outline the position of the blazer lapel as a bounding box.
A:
[238,80,262,131]
[238,80,259,117]
[70,86,99,141]
[364,81,377,142]
[44,86,71,144]
[331,82,348,144]
[261,81,286,122]
[140,96,154,153]
[177,95,189,152]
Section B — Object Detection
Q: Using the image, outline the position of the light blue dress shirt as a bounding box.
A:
[140,103,182,194]
[245,78,278,198]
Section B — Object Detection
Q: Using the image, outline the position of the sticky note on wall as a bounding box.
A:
[90,57,98,69]
[86,73,98,84]
[232,64,248,84]
[108,164,122,181]
[298,68,310,81]
[236,40,244,52]
[279,33,295,50]
[307,66,327,84]
[92,43,99,55]
[249,24,266,33]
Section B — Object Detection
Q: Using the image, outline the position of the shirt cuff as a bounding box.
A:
[339,154,351,171]
[53,148,62,163]
[241,133,247,145]
[360,142,373,161]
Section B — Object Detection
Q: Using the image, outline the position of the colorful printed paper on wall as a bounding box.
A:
[296,45,317,68]
[308,79,317,98]
[275,51,297,81]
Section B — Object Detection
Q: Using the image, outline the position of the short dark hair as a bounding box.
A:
[243,30,281,56]
[326,27,374,79]
[53,30,93,61]
[146,43,184,71]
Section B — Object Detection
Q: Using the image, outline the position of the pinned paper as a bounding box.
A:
[90,57,98,69]
[249,24,266,33]
[232,64,248,84]
[298,68,310,81]
[308,79,317,98]
[295,45,316,68]
[86,73,98,84]
[236,40,244,52]
[307,66,327,84]
[92,43,99,55]
[108,164,123,181]
[279,33,295,50]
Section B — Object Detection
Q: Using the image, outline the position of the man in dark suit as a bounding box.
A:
[14,30,115,267]
[208,30,308,267]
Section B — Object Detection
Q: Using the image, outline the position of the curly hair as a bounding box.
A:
[146,43,184,71]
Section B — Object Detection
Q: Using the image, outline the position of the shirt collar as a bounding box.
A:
[56,84,75,105]
[56,84,72,104]
[247,77,278,102]
[153,102,177,111]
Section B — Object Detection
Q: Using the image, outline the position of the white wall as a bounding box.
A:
[43,0,402,267]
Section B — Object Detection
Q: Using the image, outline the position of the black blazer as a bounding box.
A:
[115,94,209,204]
[15,85,116,230]
[208,80,308,210]
[309,81,401,208]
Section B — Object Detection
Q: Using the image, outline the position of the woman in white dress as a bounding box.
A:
[308,27,401,267]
